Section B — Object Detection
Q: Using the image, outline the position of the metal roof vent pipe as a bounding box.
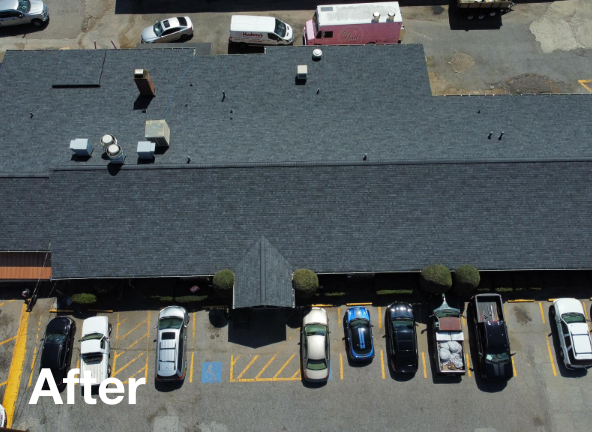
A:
[134,68,155,97]
[106,144,125,164]
[373,12,380,22]
[312,49,323,61]
[100,134,117,153]
[387,12,395,22]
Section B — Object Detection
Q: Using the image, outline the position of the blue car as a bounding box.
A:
[345,306,375,361]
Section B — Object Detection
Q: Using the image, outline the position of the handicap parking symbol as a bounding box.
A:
[201,362,222,383]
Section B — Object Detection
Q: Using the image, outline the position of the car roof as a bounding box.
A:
[395,331,415,351]
[0,0,17,11]
[555,298,584,316]
[158,330,179,373]
[230,15,276,33]
[40,342,62,368]
[573,333,592,356]
[161,17,180,28]
[307,334,326,360]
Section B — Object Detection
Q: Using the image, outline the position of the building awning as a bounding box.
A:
[0,252,51,280]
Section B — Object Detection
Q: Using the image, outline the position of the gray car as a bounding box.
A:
[141,16,193,43]
[0,0,48,27]
[301,307,330,381]
[155,306,189,381]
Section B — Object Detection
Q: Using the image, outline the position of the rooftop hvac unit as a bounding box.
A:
[69,138,93,157]
[106,144,125,164]
[100,134,117,153]
[297,65,308,81]
[145,120,170,148]
[137,141,155,160]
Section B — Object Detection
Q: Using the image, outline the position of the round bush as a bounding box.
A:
[213,270,234,298]
[71,293,97,305]
[419,265,452,295]
[451,265,480,296]
[293,269,319,299]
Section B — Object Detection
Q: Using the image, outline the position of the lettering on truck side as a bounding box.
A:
[242,32,263,37]
[339,27,364,44]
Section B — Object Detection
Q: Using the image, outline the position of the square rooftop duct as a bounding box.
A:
[69,138,93,157]
[137,141,155,160]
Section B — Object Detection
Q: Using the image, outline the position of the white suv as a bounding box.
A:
[551,298,592,369]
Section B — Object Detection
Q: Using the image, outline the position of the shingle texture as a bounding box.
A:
[233,236,294,309]
[0,177,50,251]
[2,45,592,176]
[50,161,592,279]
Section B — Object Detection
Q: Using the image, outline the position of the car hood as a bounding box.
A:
[29,0,44,15]
[82,316,108,336]
[303,308,327,326]
[483,360,512,381]
[142,26,158,42]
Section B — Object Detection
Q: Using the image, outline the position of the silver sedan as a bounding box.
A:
[141,16,193,43]
[301,307,330,382]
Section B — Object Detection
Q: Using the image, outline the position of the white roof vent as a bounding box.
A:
[100,134,117,152]
[387,12,395,22]
[69,138,93,157]
[373,12,380,22]
[312,49,323,61]
[145,120,170,148]
[137,141,155,160]
[106,144,125,164]
[297,65,308,81]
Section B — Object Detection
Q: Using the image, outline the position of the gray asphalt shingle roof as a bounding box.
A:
[50,160,592,279]
[233,236,294,309]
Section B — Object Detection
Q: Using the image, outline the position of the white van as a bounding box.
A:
[229,15,294,47]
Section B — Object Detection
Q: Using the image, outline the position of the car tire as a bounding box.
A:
[108,365,111,377]
[31,19,43,27]
[108,323,112,336]
[180,34,190,41]
[550,305,556,318]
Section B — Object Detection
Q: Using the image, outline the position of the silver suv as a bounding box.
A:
[155,306,189,381]
[0,0,48,28]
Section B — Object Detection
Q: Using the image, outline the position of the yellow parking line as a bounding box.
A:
[192,312,196,342]
[346,302,372,306]
[511,356,517,377]
[2,303,29,429]
[290,369,301,380]
[380,350,385,379]
[312,304,333,308]
[340,354,344,380]
[121,365,147,385]
[27,344,38,387]
[337,308,341,327]
[124,332,148,351]
[0,381,6,387]
[508,299,534,303]
[465,353,471,378]
[119,320,147,340]
[582,301,591,332]
[579,79,592,93]
[273,353,295,379]
[230,355,240,382]
[190,352,195,383]
[145,310,150,381]
[236,355,259,380]
[378,307,382,329]
[539,302,546,325]
[255,355,276,380]
[113,352,145,377]
[0,336,17,346]
[462,316,466,327]
[0,299,14,308]
[422,352,427,378]
[546,335,557,377]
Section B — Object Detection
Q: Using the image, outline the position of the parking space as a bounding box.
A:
[0,299,20,400]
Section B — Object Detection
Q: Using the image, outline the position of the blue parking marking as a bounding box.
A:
[329,360,332,381]
[201,362,222,383]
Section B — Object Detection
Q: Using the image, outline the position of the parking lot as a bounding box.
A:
[0,295,588,431]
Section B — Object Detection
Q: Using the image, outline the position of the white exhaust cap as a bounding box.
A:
[373,12,380,22]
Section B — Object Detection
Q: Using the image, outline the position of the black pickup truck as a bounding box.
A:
[471,294,513,381]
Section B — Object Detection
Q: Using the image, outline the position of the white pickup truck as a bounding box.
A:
[80,317,112,387]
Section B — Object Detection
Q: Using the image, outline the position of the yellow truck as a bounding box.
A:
[457,0,514,20]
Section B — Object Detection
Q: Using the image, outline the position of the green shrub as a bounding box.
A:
[494,287,513,293]
[213,270,234,298]
[293,269,319,299]
[419,265,452,295]
[174,295,208,304]
[71,293,97,305]
[451,266,480,296]
[376,289,414,295]
[323,292,347,297]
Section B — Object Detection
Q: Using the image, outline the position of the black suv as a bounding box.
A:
[385,303,418,373]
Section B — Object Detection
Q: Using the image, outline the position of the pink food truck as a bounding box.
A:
[304,2,404,46]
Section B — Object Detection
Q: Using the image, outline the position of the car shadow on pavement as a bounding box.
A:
[154,379,184,392]
[0,21,48,38]
[228,309,287,348]
[547,307,589,379]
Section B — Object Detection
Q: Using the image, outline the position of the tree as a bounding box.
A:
[451,265,480,296]
[213,270,234,299]
[419,265,452,295]
[293,269,319,299]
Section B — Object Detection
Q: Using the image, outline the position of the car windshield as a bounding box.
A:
[153,21,164,37]
[350,319,372,354]
[17,0,30,13]
[274,19,286,38]
[393,318,414,330]
[45,333,67,343]
[305,324,326,336]
[562,313,586,324]
[81,332,103,342]
[306,358,327,371]
[159,317,183,330]
[485,352,510,363]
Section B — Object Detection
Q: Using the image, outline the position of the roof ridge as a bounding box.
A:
[50,157,592,173]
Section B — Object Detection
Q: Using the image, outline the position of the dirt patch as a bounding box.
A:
[513,306,532,325]
[497,73,578,94]
[432,6,445,15]
[449,52,474,74]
